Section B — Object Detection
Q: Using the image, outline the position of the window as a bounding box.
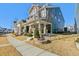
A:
[31,10,35,15]
[55,16,57,19]
[59,12,61,16]
[30,8,37,15]
[41,9,46,18]
[58,19,61,22]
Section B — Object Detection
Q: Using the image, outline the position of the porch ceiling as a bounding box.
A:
[26,20,51,26]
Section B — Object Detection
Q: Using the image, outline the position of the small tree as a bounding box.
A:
[34,28,40,38]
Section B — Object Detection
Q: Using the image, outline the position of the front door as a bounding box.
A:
[46,24,51,33]
[26,26,29,33]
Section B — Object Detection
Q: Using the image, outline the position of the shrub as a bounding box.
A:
[75,38,79,43]
[24,33,27,36]
[12,32,16,35]
[34,28,40,38]
[42,40,51,44]
[25,33,33,37]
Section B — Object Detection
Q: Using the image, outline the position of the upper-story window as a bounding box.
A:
[30,8,37,16]
[55,16,57,19]
[59,12,62,16]
[58,18,61,22]
[41,9,46,18]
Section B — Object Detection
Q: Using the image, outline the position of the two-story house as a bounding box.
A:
[25,4,64,34]
[13,4,64,36]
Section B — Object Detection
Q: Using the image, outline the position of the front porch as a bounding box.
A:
[25,20,52,36]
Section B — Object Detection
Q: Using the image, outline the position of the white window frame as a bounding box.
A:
[41,9,46,18]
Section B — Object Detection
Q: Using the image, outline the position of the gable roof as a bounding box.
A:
[29,4,41,14]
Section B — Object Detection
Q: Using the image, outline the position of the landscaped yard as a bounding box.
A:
[14,34,79,56]
[0,45,21,56]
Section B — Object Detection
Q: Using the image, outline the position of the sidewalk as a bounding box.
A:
[7,35,58,56]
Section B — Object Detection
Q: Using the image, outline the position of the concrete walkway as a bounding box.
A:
[7,35,58,56]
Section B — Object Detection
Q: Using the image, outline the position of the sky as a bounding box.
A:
[0,3,75,29]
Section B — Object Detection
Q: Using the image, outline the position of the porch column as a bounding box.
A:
[38,23,41,37]
[44,24,47,34]
[33,28,35,38]
[17,24,21,35]
[18,27,21,35]
[23,26,26,34]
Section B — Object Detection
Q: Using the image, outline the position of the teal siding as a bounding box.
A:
[48,7,64,33]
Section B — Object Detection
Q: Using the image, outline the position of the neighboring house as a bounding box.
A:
[0,27,10,34]
[7,29,13,33]
[67,26,75,33]
[13,20,26,35]
[13,4,64,36]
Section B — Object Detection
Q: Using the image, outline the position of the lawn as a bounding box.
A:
[11,34,26,41]
[0,36,9,44]
[25,34,79,56]
[13,34,79,56]
[0,35,21,56]
[0,45,21,56]
[15,36,26,41]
